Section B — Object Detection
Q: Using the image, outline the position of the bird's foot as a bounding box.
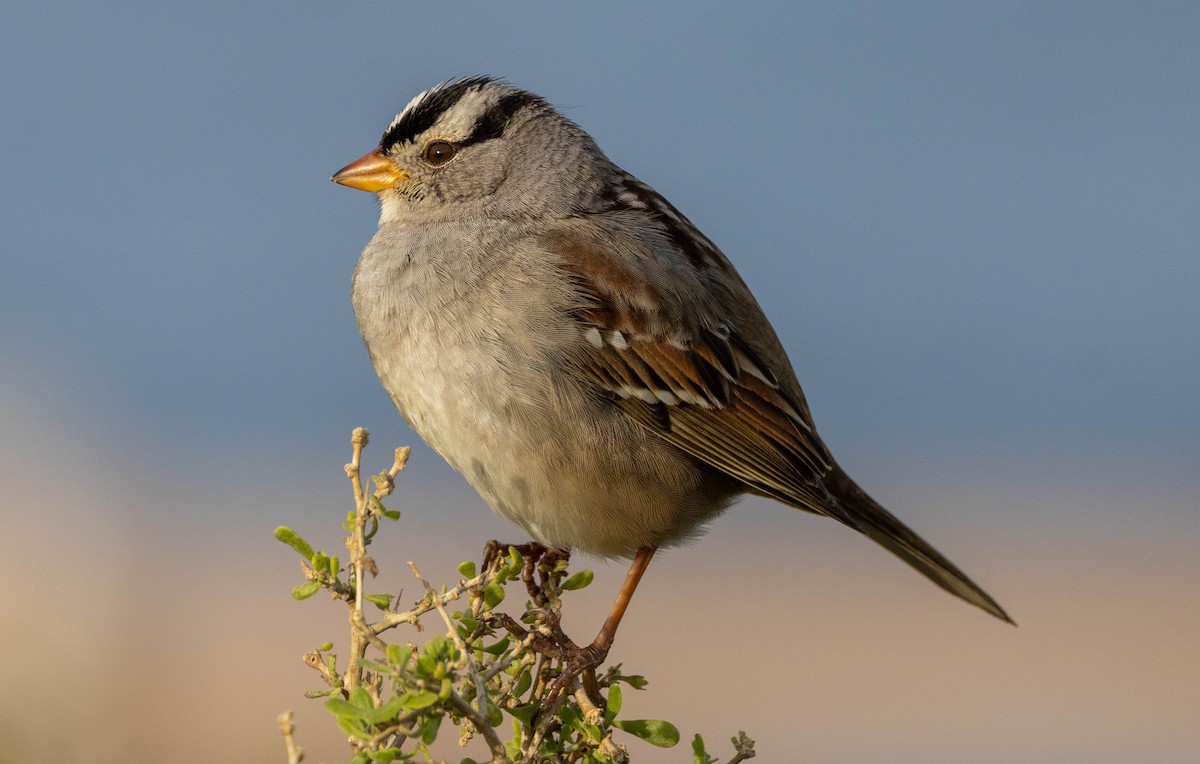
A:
[493,610,609,704]
[481,540,569,606]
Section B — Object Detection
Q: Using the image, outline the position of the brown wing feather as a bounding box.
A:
[541,213,1013,623]
[547,225,837,513]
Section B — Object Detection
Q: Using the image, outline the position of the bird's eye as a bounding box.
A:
[422,141,458,166]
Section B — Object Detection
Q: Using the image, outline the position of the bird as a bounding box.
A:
[331,76,1012,673]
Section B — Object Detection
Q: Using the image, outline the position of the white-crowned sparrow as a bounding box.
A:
[332,77,1012,662]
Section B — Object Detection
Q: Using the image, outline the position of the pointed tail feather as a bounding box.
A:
[821,467,1014,624]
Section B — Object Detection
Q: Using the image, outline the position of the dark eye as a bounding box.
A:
[422,141,458,166]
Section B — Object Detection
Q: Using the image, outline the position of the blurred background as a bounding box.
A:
[2,2,1198,762]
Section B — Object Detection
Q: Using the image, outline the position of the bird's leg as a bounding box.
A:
[490,545,657,702]
[557,546,657,701]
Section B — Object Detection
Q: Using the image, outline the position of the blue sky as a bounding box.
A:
[2,3,1198,762]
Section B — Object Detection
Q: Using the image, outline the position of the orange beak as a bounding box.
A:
[330,149,409,192]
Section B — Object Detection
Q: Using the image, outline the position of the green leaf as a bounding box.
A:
[559,705,582,728]
[274,527,314,560]
[387,643,410,667]
[457,560,477,578]
[325,698,362,718]
[401,690,439,710]
[338,710,369,734]
[291,581,321,600]
[507,703,536,724]
[359,658,389,673]
[311,551,329,572]
[369,749,405,763]
[328,555,340,576]
[319,641,334,651]
[613,719,680,748]
[513,666,532,697]
[618,674,649,690]
[483,583,505,609]
[348,686,374,710]
[479,635,511,656]
[692,733,715,764]
[365,698,404,725]
[561,569,594,590]
[486,698,503,727]
[416,653,436,678]
[604,683,622,724]
[420,714,442,745]
[364,592,392,610]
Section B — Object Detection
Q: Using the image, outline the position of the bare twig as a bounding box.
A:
[727,731,757,763]
[277,711,304,764]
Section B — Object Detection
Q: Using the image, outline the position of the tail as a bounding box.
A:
[821,466,1014,624]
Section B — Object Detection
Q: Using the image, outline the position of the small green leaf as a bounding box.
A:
[561,569,594,590]
[291,581,321,600]
[381,508,401,521]
[274,527,314,559]
[604,683,622,724]
[364,593,392,610]
[507,703,536,724]
[386,643,410,667]
[486,698,503,727]
[513,666,532,697]
[336,714,371,739]
[369,749,404,763]
[479,635,511,656]
[692,733,715,764]
[328,555,340,576]
[559,705,582,728]
[416,653,436,677]
[613,719,680,748]
[319,641,334,651]
[618,674,649,690]
[401,690,438,709]
[365,698,404,725]
[325,698,365,719]
[311,551,329,572]
[457,560,477,578]
[483,582,505,609]
[420,714,442,744]
[348,686,373,710]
